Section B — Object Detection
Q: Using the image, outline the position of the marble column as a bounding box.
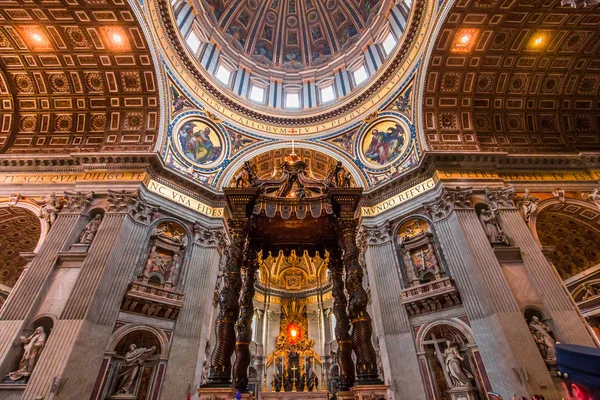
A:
[338,219,380,385]
[360,223,426,400]
[0,197,79,376]
[425,187,558,399]
[328,248,355,391]
[233,245,258,391]
[159,225,224,400]
[207,218,249,386]
[487,186,595,346]
[35,192,158,400]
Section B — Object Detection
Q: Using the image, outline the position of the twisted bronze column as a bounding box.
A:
[328,248,355,391]
[339,219,381,385]
[207,218,248,386]
[233,245,258,391]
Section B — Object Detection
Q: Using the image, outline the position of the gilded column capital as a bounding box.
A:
[423,187,473,221]
[107,189,134,213]
[128,194,159,224]
[485,185,516,209]
[192,222,225,248]
[63,191,95,214]
[358,222,392,246]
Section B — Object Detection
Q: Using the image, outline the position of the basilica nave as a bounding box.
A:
[0,0,599,399]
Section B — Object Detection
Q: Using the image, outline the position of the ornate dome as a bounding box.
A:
[200,0,383,71]
[167,0,418,120]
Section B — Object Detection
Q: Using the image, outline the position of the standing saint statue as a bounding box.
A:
[114,344,156,394]
[7,326,47,381]
[528,316,557,362]
[478,207,509,245]
[78,214,102,244]
[442,341,473,388]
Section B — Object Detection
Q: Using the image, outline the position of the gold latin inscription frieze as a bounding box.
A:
[361,178,437,217]
[146,179,224,218]
[0,171,147,185]
[436,170,600,182]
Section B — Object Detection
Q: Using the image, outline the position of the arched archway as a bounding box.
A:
[96,324,170,400]
[532,199,600,341]
[416,320,488,400]
[0,204,43,295]
[534,200,600,280]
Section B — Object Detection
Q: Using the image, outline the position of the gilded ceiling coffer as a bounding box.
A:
[329,247,355,391]
[338,218,382,385]
[233,244,258,391]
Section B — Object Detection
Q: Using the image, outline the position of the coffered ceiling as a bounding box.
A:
[422,0,600,153]
[0,0,161,154]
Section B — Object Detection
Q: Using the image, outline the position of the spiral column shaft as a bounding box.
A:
[233,246,258,391]
[207,218,248,386]
[339,219,381,385]
[329,249,355,391]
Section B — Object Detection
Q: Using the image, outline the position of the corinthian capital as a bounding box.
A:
[423,187,473,221]
[193,222,225,248]
[63,191,95,213]
[107,189,134,212]
[358,222,392,246]
[128,194,159,224]
[485,186,516,209]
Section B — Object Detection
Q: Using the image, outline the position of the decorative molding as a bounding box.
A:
[581,186,600,212]
[107,190,134,213]
[358,223,393,246]
[63,191,95,213]
[423,187,473,221]
[128,194,159,224]
[484,186,516,209]
[8,194,22,207]
[514,189,540,223]
[552,188,566,203]
[193,222,224,248]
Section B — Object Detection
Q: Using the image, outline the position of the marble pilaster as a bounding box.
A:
[360,223,426,400]
[40,194,156,400]
[160,226,224,400]
[485,187,595,346]
[0,210,79,378]
[425,187,558,399]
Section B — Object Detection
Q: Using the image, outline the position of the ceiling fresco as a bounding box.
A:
[200,0,383,70]
[421,0,600,153]
[151,0,431,135]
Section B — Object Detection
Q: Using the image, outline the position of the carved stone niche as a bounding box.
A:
[397,219,462,317]
[397,219,445,287]
[122,222,187,320]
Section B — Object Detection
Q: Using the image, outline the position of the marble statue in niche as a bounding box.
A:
[140,222,187,288]
[113,344,156,394]
[528,316,557,363]
[477,206,509,246]
[397,219,444,287]
[424,324,482,400]
[6,327,46,382]
[443,340,474,387]
[78,214,102,245]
